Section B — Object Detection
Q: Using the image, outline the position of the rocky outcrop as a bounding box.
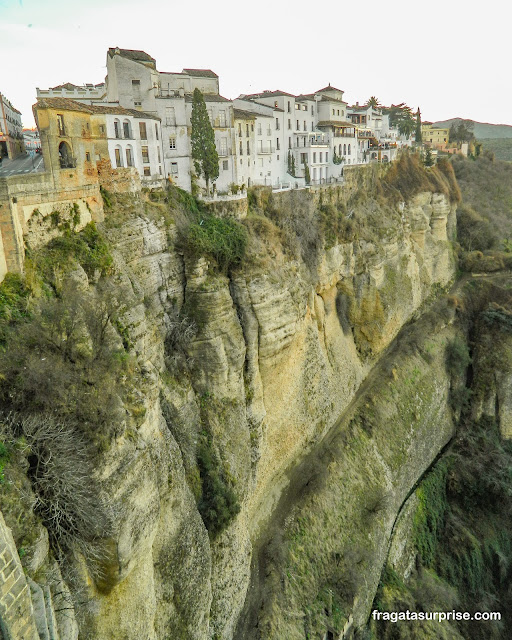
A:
[0,179,458,639]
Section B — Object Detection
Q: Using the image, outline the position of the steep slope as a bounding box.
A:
[0,155,461,639]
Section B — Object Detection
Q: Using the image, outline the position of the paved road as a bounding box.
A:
[0,153,45,177]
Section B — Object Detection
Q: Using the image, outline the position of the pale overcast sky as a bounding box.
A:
[0,0,509,128]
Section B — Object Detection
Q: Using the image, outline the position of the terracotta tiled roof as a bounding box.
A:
[233,108,272,120]
[182,68,218,78]
[34,98,160,120]
[317,120,355,128]
[320,96,347,105]
[184,93,231,103]
[243,90,296,99]
[108,48,156,64]
[316,84,344,94]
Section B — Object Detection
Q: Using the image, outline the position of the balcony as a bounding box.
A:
[310,138,329,147]
[257,144,274,154]
[218,148,230,157]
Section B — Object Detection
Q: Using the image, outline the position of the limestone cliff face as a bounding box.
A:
[0,182,457,640]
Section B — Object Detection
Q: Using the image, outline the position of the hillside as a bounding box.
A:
[433,117,512,139]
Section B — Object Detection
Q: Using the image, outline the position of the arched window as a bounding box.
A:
[114,145,123,168]
[343,144,346,155]
[114,119,121,139]
[339,144,342,155]
[123,119,131,139]
[58,141,74,168]
[125,144,134,167]
[348,144,351,155]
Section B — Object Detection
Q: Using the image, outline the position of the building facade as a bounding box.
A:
[34,97,164,184]
[0,92,24,160]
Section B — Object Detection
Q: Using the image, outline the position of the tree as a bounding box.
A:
[303,157,311,185]
[384,103,415,138]
[367,96,380,108]
[190,88,219,193]
[423,146,434,167]
[448,119,475,145]
[415,108,422,145]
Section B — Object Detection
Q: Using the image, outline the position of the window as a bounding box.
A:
[296,120,299,129]
[219,110,226,127]
[332,109,335,116]
[157,147,161,162]
[348,144,351,155]
[246,140,250,154]
[57,114,65,135]
[155,123,159,140]
[85,151,91,162]
[123,120,131,138]
[114,147,123,167]
[288,137,291,149]
[99,125,105,134]
[303,121,306,131]
[326,152,328,162]
[222,160,228,170]
[319,152,323,162]
[288,119,291,130]
[337,110,340,116]
[311,121,314,131]
[257,124,262,135]
[165,107,176,126]
[238,123,242,136]
[295,104,299,110]
[169,136,176,149]
[311,105,314,115]
[132,79,141,99]
[276,138,280,150]
[139,122,147,140]
[142,146,149,163]
[159,166,162,175]
[239,140,243,155]
[313,152,316,163]
[300,153,307,163]
[251,123,254,131]
[303,105,307,111]
[170,162,178,174]
[220,137,228,156]
[275,118,280,130]
[143,167,151,176]
[126,147,133,166]
[246,123,249,137]
[287,101,291,112]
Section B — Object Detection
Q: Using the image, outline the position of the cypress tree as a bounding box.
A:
[415,108,422,145]
[191,88,219,193]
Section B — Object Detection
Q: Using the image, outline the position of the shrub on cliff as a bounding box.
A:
[27,222,113,285]
[180,213,248,272]
[196,429,240,538]
[0,283,132,446]
[457,203,497,251]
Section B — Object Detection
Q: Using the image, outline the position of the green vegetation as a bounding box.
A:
[0,273,31,344]
[413,461,449,567]
[196,428,240,538]
[479,138,512,161]
[383,152,461,203]
[445,337,471,378]
[190,88,219,191]
[28,222,113,284]
[180,213,248,272]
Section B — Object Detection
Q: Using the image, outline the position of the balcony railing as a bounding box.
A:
[257,145,274,154]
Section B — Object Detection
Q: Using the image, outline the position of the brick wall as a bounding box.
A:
[0,512,39,639]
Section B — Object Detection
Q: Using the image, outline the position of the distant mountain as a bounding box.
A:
[433,118,512,139]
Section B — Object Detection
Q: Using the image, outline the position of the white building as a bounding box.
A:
[0,92,24,159]
[101,107,164,181]
[22,128,41,152]
[104,48,237,192]
[36,83,107,104]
